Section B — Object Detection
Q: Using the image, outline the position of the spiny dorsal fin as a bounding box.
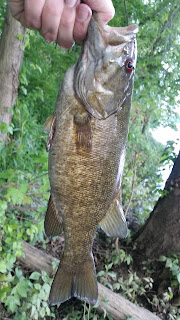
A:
[45,115,56,152]
[44,196,63,238]
[99,199,127,238]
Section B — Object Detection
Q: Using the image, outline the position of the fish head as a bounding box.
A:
[74,14,138,119]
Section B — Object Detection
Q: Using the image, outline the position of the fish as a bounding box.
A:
[44,13,138,305]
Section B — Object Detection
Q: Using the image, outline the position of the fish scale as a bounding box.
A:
[44,13,138,305]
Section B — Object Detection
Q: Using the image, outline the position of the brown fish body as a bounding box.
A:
[45,14,138,305]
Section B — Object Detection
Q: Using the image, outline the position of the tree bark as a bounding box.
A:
[134,152,180,259]
[18,241,160,320]
[0,6,25,143]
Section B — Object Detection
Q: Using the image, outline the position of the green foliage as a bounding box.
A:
[0,162,49,318]
[159,255,180,288]
[97,247,180,319]
[0,0,6,34]
[0,0,179,319]
[122,106,165,220]
[0,268,54,319]
[61,302,113,320]
[97,248,153,302]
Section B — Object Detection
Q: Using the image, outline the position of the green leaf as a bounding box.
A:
[0,286,11,299]
[42,283,50,294]
[0,200,7,211]
[113,283,120,290]
[16,280,29,298]
[108,271,117,280]
[159,256,167,262]
[0,122,13,134]
[21,86,27,95]
[29,272,41,280]
[97,270,105,277]
[166,258,173,269]
[177,273,180,284]
[0,261,7,273]
[34,283,41,290]
[17,33,25,40]
[6,181,28,205]
[5,295,20,313]
[40,307,45,318]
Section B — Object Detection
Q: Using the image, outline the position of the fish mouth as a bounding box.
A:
[74,13,138,119]
[105,23,139,45]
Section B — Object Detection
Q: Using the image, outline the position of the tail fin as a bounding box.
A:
[49,266,73,305]
[49,254,98,305]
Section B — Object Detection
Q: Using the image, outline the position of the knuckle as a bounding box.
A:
[44,4,57,16]
[30,20,41,29]
[74,24,86,42]
[24,15,41,29]
[61,16,75,28]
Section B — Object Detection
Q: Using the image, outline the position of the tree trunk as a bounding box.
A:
[134,152,180,259]
[18,241,161,320]
[0,6,25,143]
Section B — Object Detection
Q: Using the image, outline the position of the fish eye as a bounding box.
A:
[125,59,134,72]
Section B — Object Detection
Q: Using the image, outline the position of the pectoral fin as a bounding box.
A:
[44,196,63,238]
[74,111,92,149]
[99,199,127,238]
[44,114,56,152]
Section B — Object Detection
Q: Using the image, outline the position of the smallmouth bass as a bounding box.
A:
[44,13,138,305]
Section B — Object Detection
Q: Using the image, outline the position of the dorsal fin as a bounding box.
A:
[44,115,56,152]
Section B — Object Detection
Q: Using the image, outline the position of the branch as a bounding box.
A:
[124,0,129,25]
[18,241,161,320]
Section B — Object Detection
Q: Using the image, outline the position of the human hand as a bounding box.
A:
[7,0,115,49]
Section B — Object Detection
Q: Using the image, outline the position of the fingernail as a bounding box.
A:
[61,41,75,51]
[71,40,75,48]
[44,32,56,43]
[77,6,89,22]
[65,0,77,8]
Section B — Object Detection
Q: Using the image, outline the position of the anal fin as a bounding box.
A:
[44,196,63,238]
[99,199,127,238]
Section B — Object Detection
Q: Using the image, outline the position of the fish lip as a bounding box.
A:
[92,12,139,44]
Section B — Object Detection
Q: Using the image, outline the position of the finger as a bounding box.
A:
[57,4,77,49]
[8,0,25,22]
[83,0,115,24]
[23,0,45,29]
[40,0,64,42]
[73,3,92,43]
[64,0,78,7]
